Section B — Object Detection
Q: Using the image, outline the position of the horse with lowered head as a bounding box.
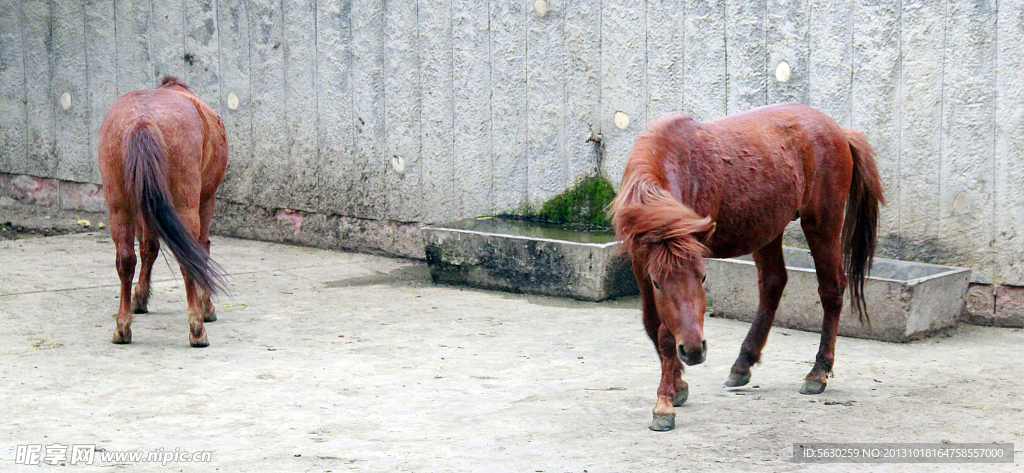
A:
[98,76,228,347]
[610,103,884,431]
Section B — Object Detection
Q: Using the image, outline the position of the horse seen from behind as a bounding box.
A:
[98,76,228,348]
[609,103,885,431]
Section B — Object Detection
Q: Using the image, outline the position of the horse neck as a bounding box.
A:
[640,132,717,216]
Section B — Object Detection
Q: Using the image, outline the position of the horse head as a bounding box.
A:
[612,180,716,366]
[645,251,709,365]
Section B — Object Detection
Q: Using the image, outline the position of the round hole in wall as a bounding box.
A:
[60,93,71,110]
[228,92,239,110]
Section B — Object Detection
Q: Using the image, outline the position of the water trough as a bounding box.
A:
[705,247,972,342]
[423,221,970,342]
[422,217,637,301]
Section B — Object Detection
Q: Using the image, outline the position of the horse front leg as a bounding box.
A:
[650,325,687,431]
[635,261,685,431]
[727,235,787,387]
[110,211,136,344]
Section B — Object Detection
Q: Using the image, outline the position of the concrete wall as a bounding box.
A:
[2,0,1024,288]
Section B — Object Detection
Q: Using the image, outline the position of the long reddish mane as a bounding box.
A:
[609,120,715,281]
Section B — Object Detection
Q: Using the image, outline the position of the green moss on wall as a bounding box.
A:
[535,176,616,228]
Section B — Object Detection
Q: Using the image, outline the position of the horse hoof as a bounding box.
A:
[649,414,675,432]
[725,372,750,387]
[673,386,688,407]
[189,330,209,348]
[204,313,217,323]
[800,379,827,395]
[111,329,132,344]
[132,307,148,314]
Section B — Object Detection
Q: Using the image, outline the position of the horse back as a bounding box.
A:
[656,104,851,257]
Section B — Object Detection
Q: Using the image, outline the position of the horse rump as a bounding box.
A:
[125,121,225,295]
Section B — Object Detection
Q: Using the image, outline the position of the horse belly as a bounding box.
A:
[706,165,803,258]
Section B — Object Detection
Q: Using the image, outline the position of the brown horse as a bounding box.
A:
[98,76,228,347]
[610,103,884,431]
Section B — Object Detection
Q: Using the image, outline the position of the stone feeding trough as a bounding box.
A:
[422,217,638,301]
[705,247,972,342]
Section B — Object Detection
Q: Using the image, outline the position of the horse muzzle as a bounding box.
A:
[678,340,707,366]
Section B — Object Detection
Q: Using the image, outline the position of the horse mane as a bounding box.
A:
[159,76,191,90]
[609,120,716,281]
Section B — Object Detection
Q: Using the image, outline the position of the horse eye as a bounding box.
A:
[651,279,661,290]
[700,274,707,285]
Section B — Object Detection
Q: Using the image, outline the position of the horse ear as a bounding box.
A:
[698,221,716,245]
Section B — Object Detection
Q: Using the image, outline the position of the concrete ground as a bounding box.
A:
[1,216,1022,471]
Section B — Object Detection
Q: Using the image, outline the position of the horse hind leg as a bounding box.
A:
[182,272,209,348]
[199,287,216,323]
[110,211,136,344]
[801,230,847,395]
[196,196,217,323]
[174,208,211,347]
[181,239,210,347]
[131,231,159,314]
[726,235,787,387]
[195,242,216,324]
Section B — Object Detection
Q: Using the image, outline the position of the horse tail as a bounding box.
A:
[609,166,716,281]
[125,121,226,295]
[842,129,886,324]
